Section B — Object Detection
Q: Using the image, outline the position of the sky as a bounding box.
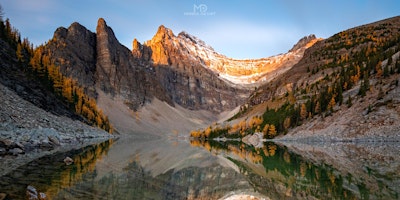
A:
[1,0,399,59]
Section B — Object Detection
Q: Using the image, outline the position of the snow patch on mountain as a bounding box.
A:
[175,31,319,85]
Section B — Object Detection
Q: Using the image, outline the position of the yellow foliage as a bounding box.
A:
[263,147,269,157]
[229,123,239,134]
[283,117,291,131]
[376,61,383,78]
[190,130,202,138]
[262,124,270,136]
[283,150,291,163]
[268,144,277,156]
[300,162,307,177]
[29,47,113,133]
[300,103,307,120]
[204,126,212,138]
[328,97,336,111]
[189,140,202,147]
[239,120,247,132]
[268,124,277,138]
[248,116,263,128]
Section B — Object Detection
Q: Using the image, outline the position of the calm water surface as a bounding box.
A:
[1,134,400,199]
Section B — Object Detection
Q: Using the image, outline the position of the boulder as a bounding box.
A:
[26,185,38,200]
[0,193,7,200]
[63,156,74,165]
[9,148,24,155]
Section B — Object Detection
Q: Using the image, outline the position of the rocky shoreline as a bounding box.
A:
[0,83,115,176]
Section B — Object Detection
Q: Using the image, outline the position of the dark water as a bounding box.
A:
[1,136,400,199]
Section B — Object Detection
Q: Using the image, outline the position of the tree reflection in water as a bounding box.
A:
[1,138,399,200]
[0,139,113,199]
[190,139,400,200]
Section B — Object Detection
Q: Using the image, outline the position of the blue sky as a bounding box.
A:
[1,0,399,59]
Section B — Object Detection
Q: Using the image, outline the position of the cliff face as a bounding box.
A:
[46,19,168,110]
[94,18,167,109]
[44,19,256,112]
[44,22,97,96]
[139,25,250,111]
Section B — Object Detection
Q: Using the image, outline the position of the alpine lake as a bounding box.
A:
[1,133,399,200]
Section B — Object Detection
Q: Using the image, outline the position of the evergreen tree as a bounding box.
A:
[336,81,343,105]
[377,87,384,100]
[358,72,369,97]
[347,96,353,108]
[0,4,4,21]
[397,60,400,73]
[383,64,389,78]
[388,56,393,66]
[16,43,25,62]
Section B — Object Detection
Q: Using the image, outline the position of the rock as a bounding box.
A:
[50,22,97,91]
[39,141,53,150]
[0,193,7,200]
[15,142,24,150]
[63,156,74,165]
[48,135,60,146]
[0,139,13,148]
[26,185,38,200]
[242,132,265,148]
[0,147,6,155]
[39,192,46,200]
[26,185,46,200]
[289,34,317,52]
[9,148,24,155]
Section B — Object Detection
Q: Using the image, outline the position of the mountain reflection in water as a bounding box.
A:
[0,136,399,200]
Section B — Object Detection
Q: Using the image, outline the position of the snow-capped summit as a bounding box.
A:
[138,25,320,86]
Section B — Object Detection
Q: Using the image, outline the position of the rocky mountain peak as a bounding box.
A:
[45,21,97,94]
[95,18,136,95]
[53,22,90,41]
[178,31,215,52]
[132,38,141,50]
[149,25,175,44]
[143,25,177,65]
[132,38,143,57]
[96,18,107,30]
[289,34,318,52]
[96,18,118,42]
[69,22,89,35]
[54,27,68,39]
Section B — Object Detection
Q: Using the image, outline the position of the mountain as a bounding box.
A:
[45,19,246,113]
[247,16,400,107]
[139,26,319,86]
[43,18,317,116]
[194,16,400,142]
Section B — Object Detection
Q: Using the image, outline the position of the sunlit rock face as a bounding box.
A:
[143,27,318,85]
